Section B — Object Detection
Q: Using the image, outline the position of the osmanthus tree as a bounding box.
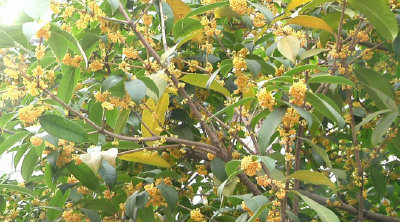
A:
[1,0,400,221]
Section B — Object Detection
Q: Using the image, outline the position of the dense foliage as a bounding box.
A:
[0,0,400,221]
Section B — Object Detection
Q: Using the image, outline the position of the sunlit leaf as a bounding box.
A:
[118,151,171,168]
[286,170,337,192]
[180,74,230,97]
[287,16,333,33]
[277,36,300,64]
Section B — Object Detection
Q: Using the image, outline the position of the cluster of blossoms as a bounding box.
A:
[190,208,205,222]
[257,88,275,111]
[289,79,307,106]
[18,105,48,125]
[273,25,307,46]
[241,156,262,176]
[279,108,302,146]
[144,183,167,207]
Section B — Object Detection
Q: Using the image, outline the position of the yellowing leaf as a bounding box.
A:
[79,152,102,175]
[286,0,313,15]
[166,0,202,42]
[287,15,333,34]
[214,6,242,18]
[118,151,171,168]
[277,36,300,64]
[141,93,169,146]
[285,170,337,192]
[180,74,230,97]
[100,148,118,168]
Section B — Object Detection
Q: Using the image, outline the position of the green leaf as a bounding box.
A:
[67,161,99,191]
[44,163,55,191]
[286,170,337,192]
[154,170,181,180]
[306,92,345,129]
[294,191,340,222]
[160,2,174,33]
[173,18,204,40]
[307,75,355,88]
[107,0,120,14]
[102,75,124,92]
[136,191,149,210]
[371,112,397,147]
[286,210,301,222]
[89,102,104,127]
[158,183,178,211]
[302,138,332,169]
[206,68,220,91]
[217,169,244,198]
[39,114,89,143]
[114,109,130,135]
[299,48,329,61]
[180,74,230,97]
[277,36,300,64]
[258,106,287,155]
[173,124,194,141]
[125,79,147,103]
[246,59,261,76]
[0,131,30,157]
[0,112,16,129]
[99,159,117,190]
[23,0,50,20]
[370,168,387,199]
[83,209,101,222]
[249,3,273,24]
[211,157,228,182]
[0,31,15,48]
[21,147,39,182]
[185,1,229,18]
[278,100,313,130]
[81,34,100,58]
[161,43,178,64]
[58,64,81,104]
[214,6,242,18]
[137,76,159,100]
[0,184,35,197]
[258,156,275,173]
[47,190,70,222]
[51,28,88,67]
[209,97,256,120]
[215,173,239,197]
[282,65,320,76]
[14,143,30,168]
[125,191,138,218]
[138,206,155,222]
[102,140,142,150]
[257,76,293,89]
[83,199,118,214]
[47,32,67,62]
[348,0,398,41]
[225,160,241,177]
[248,202,270,222]
[332,168,347,181]
[355,109,391,134]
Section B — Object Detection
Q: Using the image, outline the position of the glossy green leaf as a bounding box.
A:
[158,183,178,211]
[114,109,130,135]
[307,75,355,88]
[21,147,39,182]
[370,168,387,199]
[89,102,104,127]
[355,109,391,134]
[0,131,30,157]
[39,114,89,143]
[0,112,16,129]
[83,199,118,214]
[302,138,332,169]
[125,79,147,103]
[246,59,261,76]
[173,18,203,40]
[211,157,228,182]
[225,160,241,177]
[180,74,230,97]
[277,35,300,64]
[185,1,229,18]
[137,76,159,100]
[51,29,88,67]
[81,34,99,58]
[306,92,345,129]
[258,106,287,155]
[294,191,340,222]
[107,0,120,14]
[349,0,398,41]
[83,209,101,222]
[173,124,194,141]
[154,170,181,180]
[102,75,124,92]
[44,163,55,191]
[286,170,337,192]
[258,156,275,173]
[14,143,30,168]
[371,112,398,147]
[299,48,329,61]
[58,64,81,104]
[47,190,70,222]
[67,161,99,191]
[47,31,68,61]
[0,184,35,197]
[206,68,220,91]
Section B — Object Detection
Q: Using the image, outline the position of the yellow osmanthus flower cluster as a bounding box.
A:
[144,183,167,207]
[267,207,282,222]
[229,0,247,14]
[279,108,301,145]
[201,17,221,36]
[62,53,84,68]
[257,88,275,111]
[273,25,306,46]
[196,164,208,175]
[62,209,84,221]
[252,12,266,27]
[241,156,261,176]
[50,0,60,14]
[35,45,46,60]
[289,79,307,106]
[3,85,24,100]
[329,45,351,59]
[123,47,139,59]
[143,14,153,26]
[18,105,48,124]
[36,23,51,40]
[88,60,104,72]
[190,208,205,222]
[30,136,43,147]
[62,5,76,19]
